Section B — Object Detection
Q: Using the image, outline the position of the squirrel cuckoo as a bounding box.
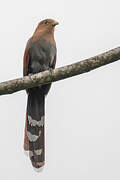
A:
[23,19,58,169]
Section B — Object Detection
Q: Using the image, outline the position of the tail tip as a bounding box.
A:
[32,161,45,172]
[33,166,44,173]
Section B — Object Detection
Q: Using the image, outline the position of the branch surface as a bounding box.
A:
[0,47,120,95]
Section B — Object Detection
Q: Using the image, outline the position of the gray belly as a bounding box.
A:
[28,39,56,74]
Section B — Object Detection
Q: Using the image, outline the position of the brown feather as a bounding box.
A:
[23,39,31,76]
[24,111,29,151]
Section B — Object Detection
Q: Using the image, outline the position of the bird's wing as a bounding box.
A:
[51,54,56,69]
[23,39,31,76]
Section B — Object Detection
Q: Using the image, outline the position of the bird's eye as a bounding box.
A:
[44,20,48,24]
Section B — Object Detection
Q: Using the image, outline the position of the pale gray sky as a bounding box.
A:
[0,0,120,179]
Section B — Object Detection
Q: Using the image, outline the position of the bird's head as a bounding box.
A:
[39,19,59,28]
[35,19,59,34]
[32,19,59,40]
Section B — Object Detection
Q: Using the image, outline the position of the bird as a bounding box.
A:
[23,19,58,169]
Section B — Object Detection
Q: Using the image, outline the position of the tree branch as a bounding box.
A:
[0,47,120,95]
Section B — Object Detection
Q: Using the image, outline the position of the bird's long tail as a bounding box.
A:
[24,88,45,169]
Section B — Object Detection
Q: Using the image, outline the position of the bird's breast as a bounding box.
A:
[29,39,56,73]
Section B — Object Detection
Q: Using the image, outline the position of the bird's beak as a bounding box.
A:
[52,21,59,27]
